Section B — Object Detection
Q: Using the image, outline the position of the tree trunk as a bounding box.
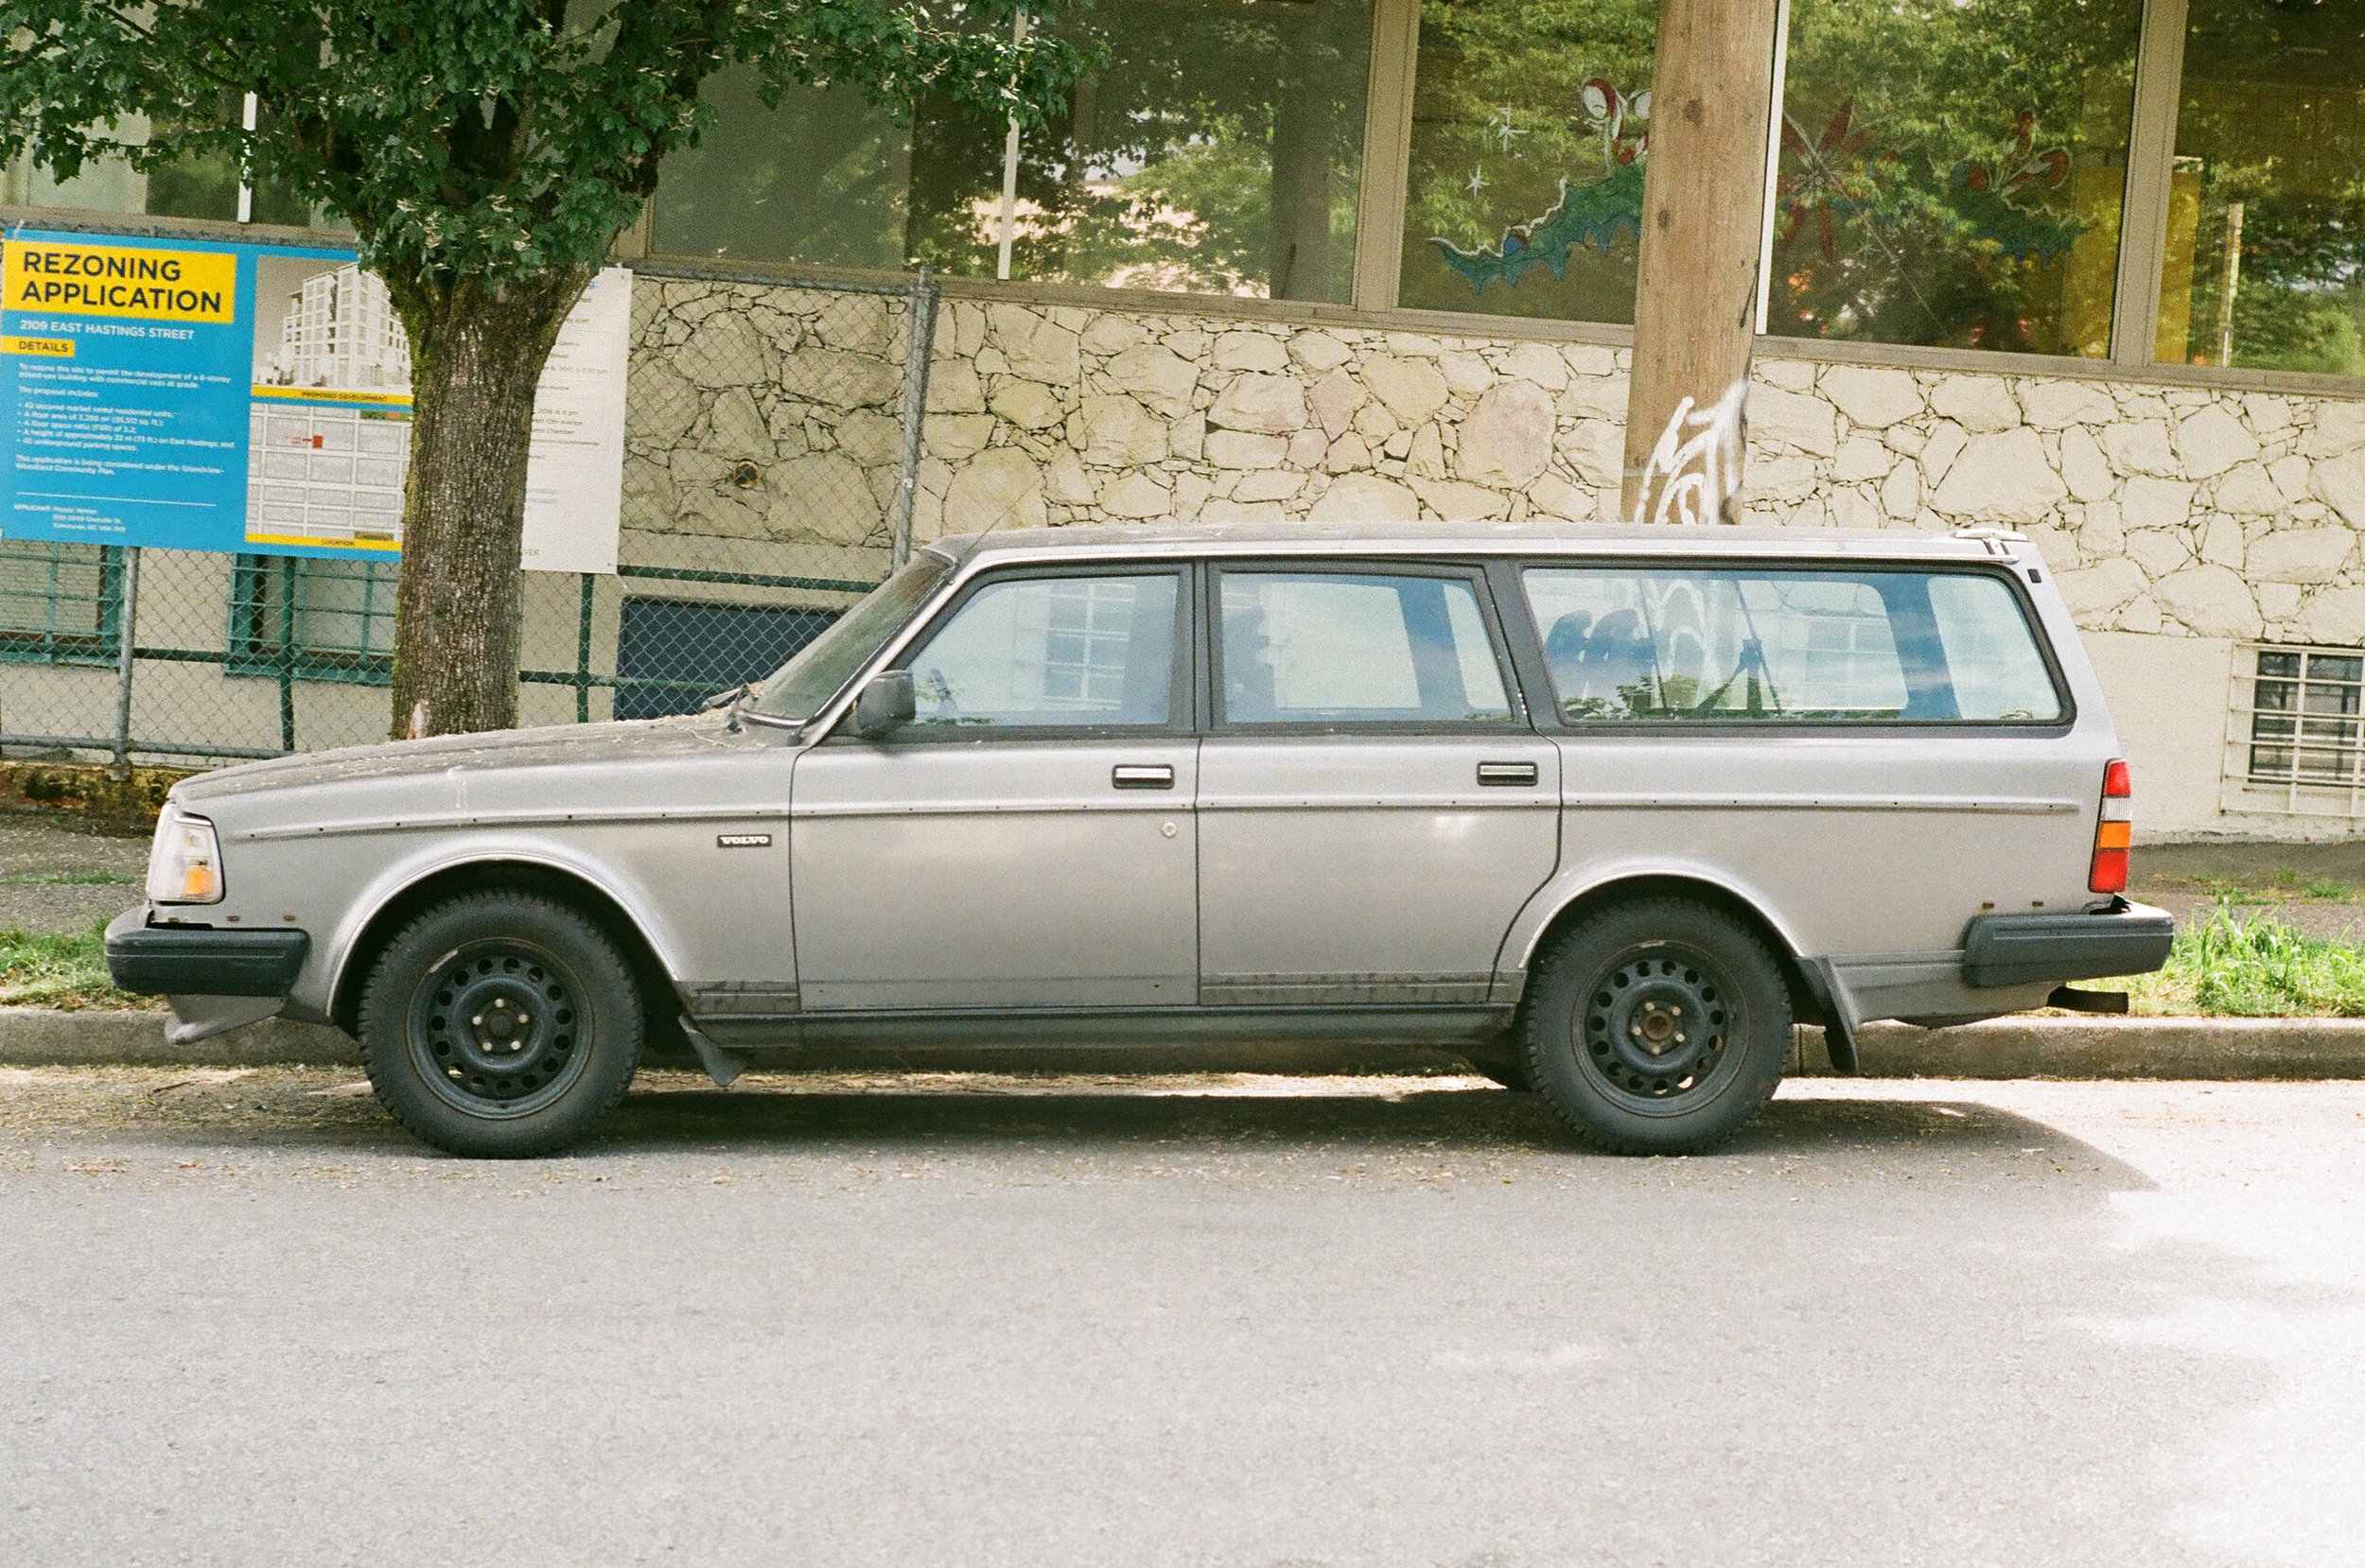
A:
[388,269,589,739]
[1620,0,1780,526]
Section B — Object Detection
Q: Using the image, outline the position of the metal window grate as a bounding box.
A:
[0,542,123,666]
[2224,642,2365,820]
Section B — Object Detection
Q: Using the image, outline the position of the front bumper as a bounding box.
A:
[105,906,310,998]
[1960,898,2176,989]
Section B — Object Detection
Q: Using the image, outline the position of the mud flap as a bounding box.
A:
[679,1016,747,1089]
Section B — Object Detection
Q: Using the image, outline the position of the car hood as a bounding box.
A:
[172,712,756,808]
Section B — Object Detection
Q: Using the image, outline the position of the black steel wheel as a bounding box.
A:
[1523,897,1790,1154]
[406,939,592,1119]
[359,891,643,1158]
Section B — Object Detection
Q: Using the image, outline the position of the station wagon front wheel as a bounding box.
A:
[1523,898,1791,1155]
[359,892,644,1158]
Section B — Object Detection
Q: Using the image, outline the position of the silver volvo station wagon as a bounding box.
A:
[107,522,2174,1158]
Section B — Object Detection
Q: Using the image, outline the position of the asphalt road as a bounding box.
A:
[4,1069,2362,1568]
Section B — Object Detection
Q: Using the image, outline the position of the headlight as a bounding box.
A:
[146,804,224,904]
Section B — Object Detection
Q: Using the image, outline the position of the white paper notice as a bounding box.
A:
[521,266,630,574]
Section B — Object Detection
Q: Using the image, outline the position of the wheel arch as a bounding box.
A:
[1509,873,1830,1029]
[328,859,681,1043]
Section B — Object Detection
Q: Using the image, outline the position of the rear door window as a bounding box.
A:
[1520,565,2064,724]
[1217,569,1515,725]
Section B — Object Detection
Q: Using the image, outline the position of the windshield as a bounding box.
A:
[749,551,956,722]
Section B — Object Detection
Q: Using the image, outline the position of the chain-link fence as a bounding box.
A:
[0,261,937,771]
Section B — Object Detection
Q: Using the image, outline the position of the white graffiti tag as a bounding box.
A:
[1630,379,1747,527]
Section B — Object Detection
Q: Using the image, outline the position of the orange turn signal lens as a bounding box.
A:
[2094,820,2131,850]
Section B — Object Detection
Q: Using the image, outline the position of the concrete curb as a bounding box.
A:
[6,1007,2365,1079]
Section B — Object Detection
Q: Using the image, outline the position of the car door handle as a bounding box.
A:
[1112,763,1175,790]
[1477,760,1540,787]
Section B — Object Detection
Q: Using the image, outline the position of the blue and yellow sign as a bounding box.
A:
[0,228,400,558]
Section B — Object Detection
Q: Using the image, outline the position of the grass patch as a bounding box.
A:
[0,870,138,888]
[0,919,145,1010]
[2127,910,2365,1018]
[2159,873,2362,903]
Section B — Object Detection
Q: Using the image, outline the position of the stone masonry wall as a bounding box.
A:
[623,277,2365,650]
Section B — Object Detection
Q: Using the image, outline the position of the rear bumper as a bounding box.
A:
[1960,899,2175,989]
[104,906,310,999]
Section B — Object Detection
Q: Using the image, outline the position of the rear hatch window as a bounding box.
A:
[1522,565,2064,724]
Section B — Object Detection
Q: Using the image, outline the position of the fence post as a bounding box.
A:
[888,269,939,569]
[111,547,141,779]
[575,572,595,723]
[277,557,297,753]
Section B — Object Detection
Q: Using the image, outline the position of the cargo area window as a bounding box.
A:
[1521,565,2063,724]
[1216,570,1515,725]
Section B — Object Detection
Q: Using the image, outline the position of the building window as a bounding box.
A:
[653,74,920,272]
[614,595,840,720]
[1767,0,2143,358]
[3,101,314,226]
[0,542,122,665]
[2155,0,2365,377]
[1395,0,1657,324]
[228,555,397,685]
[2236,645,2365,813]
[653,1,1371,304]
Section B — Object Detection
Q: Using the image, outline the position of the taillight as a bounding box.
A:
[2090,758,2132,894]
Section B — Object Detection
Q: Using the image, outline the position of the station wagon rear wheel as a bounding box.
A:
[1523,897,1790,1155]
[359,892,643,1158]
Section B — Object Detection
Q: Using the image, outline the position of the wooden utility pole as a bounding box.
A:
[1620,0,1781,526]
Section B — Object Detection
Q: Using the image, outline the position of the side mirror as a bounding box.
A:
[851,670,916,739]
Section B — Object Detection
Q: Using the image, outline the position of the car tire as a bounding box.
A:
[1522,897,1790,1155]
[359,891,643,1158]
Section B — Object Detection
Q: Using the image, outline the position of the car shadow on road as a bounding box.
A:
[552,1075,2155,1185]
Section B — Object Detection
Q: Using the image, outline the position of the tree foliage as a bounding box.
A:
[0,0,1086,317]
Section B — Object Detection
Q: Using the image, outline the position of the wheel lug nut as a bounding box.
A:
[471,1015,483,1026]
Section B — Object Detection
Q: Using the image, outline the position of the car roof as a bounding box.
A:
[929,519,2021,567]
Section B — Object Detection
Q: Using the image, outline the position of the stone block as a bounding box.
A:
[2155,565,2258,638]
[1307,472,1420,522]
[921,413,995,462]
[987,305,1081,383]
[926,359,987,415]
[1209,373,1308,434]
[1455,383,1554,486]
[1928,428,2064,520]
[2311,447,2365,527]
[1755,357,1816,391]
[988,378,1065,431]
[2215,462,2284,516]
[2121,475,2197,531]
[1928,375,2021,432]
[1440,350,1495,397]
[1213,330,1291,373]
[2174,405,2259,479]
[1233,470,1305,504]
[1498,341,1569,390]
[1070,394,1166,467]
[944,448,1045,532]
[1100,344,1200,418]
[2058,558,2147,618]
[1820,365,1923,428]
[1099,472,1171,519]
[1287,332,1354,373]
[1834,436,1890,482]
[2293,584,2365,643]
[2102,419,2178,475]
[2021,379,2118,429]
[1364,355,1451,424]
[2058,426,2114,502]
[1411,478,1513,519]
[2301,402,2365,460]
[2249,526,2356,584]
[1205,430,1287,470]
[1749,384,1839,457]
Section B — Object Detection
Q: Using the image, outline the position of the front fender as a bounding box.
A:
[308,831,692,1019]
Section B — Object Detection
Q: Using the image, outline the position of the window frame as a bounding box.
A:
[841,560,1200,744]
[1203,556,1533,735]
[0,543,125,667]
[1491,556,2077,738]
[224,553,397,687]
